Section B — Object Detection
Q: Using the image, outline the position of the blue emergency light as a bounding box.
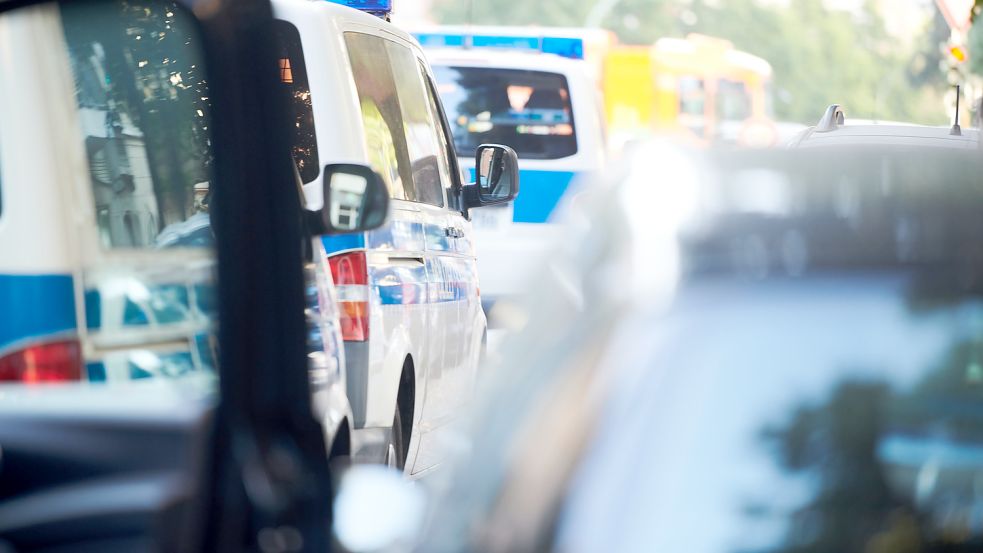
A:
[326,0,392,17]
[541,37,585,60]
[413,31,585,60]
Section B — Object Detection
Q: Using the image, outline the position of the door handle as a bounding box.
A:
[387,255,425,266]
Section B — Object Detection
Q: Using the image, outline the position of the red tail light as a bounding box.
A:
[0,339,83,383]
[329,251,370,341]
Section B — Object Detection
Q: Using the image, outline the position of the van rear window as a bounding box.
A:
[431,66,578,160]
[61,0,213,249]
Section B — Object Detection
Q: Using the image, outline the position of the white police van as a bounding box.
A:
[272,0,519,474]
[415,28,606,310]
[0,0,389,463]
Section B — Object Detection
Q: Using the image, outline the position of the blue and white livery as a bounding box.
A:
[0,2,353,463]
[272,0,514,475]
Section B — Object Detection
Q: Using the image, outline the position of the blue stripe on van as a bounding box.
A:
[469,168,578,223]
[321,224,478,306]
[321,233,366,255]
[513,169,577,223]
[0,274,77,351]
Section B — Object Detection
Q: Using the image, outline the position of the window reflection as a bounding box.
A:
[275,20,319,184]
[62,0,212,250]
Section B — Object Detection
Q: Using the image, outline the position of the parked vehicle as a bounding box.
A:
[271,0,518,475]
[0,0,387,549]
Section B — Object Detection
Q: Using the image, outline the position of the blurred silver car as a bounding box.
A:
[337,136,983,553]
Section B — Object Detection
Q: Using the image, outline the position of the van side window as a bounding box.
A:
[274,20,319,184]
[61,0,213,249]
[420,66,462,212]
[344,32,415,202]
[385,44,446,207]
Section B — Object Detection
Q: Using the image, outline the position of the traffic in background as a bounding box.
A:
[4,0,983,552]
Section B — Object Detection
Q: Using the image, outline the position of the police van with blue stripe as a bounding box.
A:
[0,0,390,467]
[273,0,518,474]
[416,27,606,309]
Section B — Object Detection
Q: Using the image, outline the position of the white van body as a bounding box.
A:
[272,0,489,475]
[422,47,606,306]
[0,2,351,460]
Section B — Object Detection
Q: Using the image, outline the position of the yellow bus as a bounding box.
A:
[603,34,776,148]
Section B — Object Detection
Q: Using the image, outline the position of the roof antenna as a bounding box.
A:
[951,85,962,136]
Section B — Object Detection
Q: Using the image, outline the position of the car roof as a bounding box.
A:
[790,122,981,149]
[418,143,983,552]
[273,0,418,46]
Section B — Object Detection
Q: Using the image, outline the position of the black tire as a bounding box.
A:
[386,405,406,471]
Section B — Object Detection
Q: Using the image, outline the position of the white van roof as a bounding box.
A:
[274,0,418,46]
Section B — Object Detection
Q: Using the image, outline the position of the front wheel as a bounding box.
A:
[385,405,405,471]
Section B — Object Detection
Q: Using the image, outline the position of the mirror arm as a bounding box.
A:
[462,183,484,210]
[304,209,329,237]
[299,210,325,262]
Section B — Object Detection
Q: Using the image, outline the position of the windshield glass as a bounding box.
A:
[431,65,578,160]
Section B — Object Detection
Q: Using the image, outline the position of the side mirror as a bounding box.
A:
[313,164,389,235]
[463,144,520,209]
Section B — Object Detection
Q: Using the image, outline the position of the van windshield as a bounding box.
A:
[431,65,578,160]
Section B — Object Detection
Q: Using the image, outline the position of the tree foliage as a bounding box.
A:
[432,0,948,124]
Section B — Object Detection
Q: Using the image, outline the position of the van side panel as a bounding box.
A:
[0,6,86,356]
[0,276,76,352]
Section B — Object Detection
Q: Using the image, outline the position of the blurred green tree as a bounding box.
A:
[431,0,948,124]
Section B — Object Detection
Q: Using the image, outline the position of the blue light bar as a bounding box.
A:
[416,33,466,47]
[413,31,585,60]
[326,0,392,17]
[542,37,584,60]
[471,35,539,50]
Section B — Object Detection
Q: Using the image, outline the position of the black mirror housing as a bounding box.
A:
[463,144,520,210]
[310,163,389,235]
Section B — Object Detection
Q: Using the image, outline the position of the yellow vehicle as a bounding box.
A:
[603,34,776,148]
